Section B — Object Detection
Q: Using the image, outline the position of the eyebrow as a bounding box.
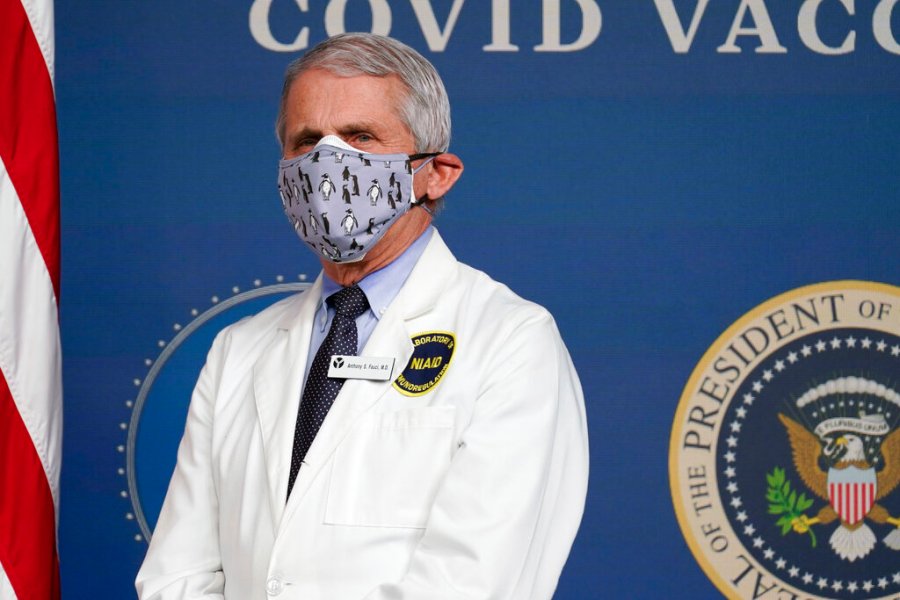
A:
[285,121,383,149]
[336,121,381,136]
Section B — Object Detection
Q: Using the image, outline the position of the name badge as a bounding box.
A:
[328,355,395,380]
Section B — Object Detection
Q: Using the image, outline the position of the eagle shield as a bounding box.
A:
[827,465,877,526]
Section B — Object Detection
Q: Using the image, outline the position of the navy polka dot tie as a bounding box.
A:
[287,285,369,500]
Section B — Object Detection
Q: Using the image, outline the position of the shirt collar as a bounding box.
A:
[318,226,434,321]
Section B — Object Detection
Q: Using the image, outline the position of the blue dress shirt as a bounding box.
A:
[301,227,434,390]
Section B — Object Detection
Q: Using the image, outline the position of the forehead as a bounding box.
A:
[284,68,408,129]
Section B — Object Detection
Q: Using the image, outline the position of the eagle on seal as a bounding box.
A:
[779,413,900,561]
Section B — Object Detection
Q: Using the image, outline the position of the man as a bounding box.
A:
[136,33,588,600]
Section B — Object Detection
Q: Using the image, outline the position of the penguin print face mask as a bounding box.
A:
[278,135,438,263]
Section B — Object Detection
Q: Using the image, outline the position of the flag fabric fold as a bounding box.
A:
[0,0,63,598]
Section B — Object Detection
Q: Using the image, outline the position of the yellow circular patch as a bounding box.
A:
[393,331,456,397]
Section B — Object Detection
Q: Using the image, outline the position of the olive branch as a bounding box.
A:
[766,467,817,547]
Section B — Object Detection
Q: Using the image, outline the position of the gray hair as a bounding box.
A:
[276,33,451,154]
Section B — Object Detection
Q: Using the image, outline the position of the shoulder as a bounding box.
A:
[457,262,553,323]
[421,230,555,330]
[207,286,318,361]
[227,290,309,334]
[433,256,563,358]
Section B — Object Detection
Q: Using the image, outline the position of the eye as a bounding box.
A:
[285,134,320,157]
[351,133,374,145]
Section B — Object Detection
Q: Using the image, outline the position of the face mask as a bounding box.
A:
[278,135,437,263]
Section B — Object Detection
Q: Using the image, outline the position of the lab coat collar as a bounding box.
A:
[388,228,457,321]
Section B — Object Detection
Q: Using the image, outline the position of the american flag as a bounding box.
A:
[0,0,63,597]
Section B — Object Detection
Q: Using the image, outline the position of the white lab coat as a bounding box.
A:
[136,231,589,600]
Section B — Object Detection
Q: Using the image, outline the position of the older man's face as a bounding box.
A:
[281,67,440,275]
[282,67,429,202]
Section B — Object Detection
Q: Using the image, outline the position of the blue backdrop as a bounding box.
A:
[56,1,900,598]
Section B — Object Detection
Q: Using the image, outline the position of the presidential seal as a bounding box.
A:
[670,282,900,599]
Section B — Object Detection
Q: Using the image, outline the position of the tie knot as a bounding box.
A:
[327,285,369,318]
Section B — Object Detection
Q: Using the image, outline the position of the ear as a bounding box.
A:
[422,153,464,200]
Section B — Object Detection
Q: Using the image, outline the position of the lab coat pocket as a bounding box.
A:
[325,406,455,529]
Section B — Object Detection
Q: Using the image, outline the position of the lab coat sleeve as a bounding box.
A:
[135,329,229,599]
[364,308,589,600]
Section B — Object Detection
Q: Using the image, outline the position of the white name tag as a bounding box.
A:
[328,355,395,380]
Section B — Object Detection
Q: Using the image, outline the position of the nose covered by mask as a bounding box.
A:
[278,136,436,263]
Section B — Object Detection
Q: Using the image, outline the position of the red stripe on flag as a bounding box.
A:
[860,483,866,523]
[844,484,850,522]
[0,0,62,597]
[860,484,866,523]
[833,483,839,517]
[838,483,844,522]
[847,483,854,524]
[0,0,61,299]
[0,371,60,599]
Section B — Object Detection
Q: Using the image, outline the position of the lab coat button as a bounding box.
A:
[266,577,283,596]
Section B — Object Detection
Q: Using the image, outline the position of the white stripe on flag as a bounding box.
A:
[0,159,63,509]
[0,0,61,597]
[0,566,15,600]
[19,0,56,80]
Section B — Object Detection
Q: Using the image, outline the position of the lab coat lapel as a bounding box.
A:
[280,309,415,521]
[252,277,322,527]
[278,231,459,530]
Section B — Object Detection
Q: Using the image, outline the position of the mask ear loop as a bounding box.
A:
[409,152,442,163]
[417,200,435,216]
[409,153,441,214]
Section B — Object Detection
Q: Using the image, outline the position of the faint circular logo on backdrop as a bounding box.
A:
[670,281,900,599]
[117,277,312,543]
